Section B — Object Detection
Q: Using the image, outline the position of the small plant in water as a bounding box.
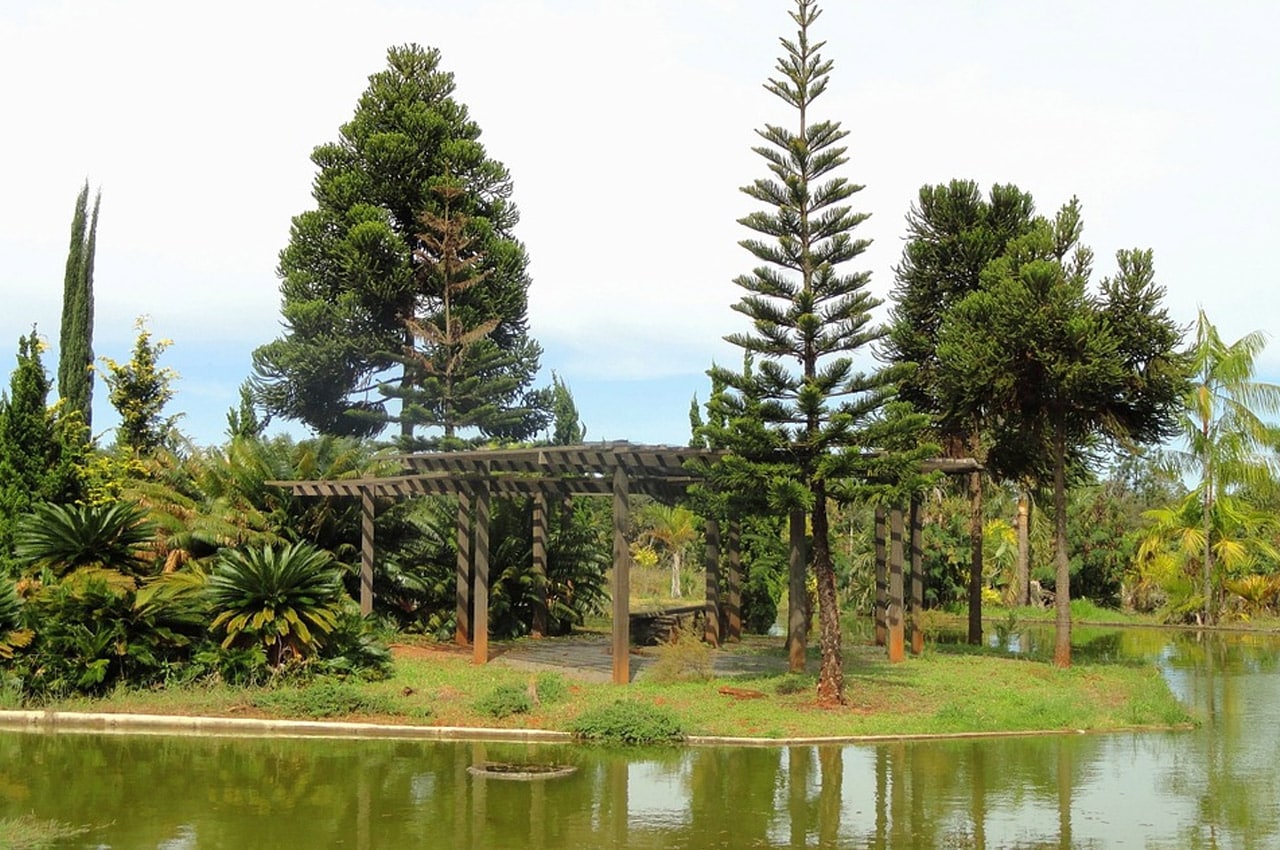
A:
[993,609,1019,651]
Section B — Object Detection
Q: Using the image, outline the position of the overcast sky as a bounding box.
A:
[2,0,1277,448]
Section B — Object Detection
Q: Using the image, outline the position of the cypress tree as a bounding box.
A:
[58,181,100,430]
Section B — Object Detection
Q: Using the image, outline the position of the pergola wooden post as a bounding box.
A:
[531,492,548,638]
[910,497,925,655]
[874,506,888,646]
[787,509,807,672]
[360,487,375,616]
[611,464,631,684]
[455,490,472,646]
[472,481,491,665]
[888,506,906,663]
[726,519,742,641]
[704,518,721,647]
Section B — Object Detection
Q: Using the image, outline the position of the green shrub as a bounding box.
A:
[645,624,714,683]
[474,684,533,718]
[251,678,399,718]
[569,699,685,745]
[532,672,569,704]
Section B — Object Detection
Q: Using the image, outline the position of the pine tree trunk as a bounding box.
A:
[1016,488,1031,606]
[812,479,845,704]
[1053,426,1072,668]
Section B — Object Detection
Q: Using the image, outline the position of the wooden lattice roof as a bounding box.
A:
[271,441,724,500]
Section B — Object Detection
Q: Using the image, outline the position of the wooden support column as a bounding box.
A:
[472,482,491,665]
[726,519,742,641]
[787,509,807,673]
[455,491,472,646]
[888,506,906,663]
[910,497,925,655]
[611,465,631,684]
[531,492,548,638]
[704,518,721,647]
[360,487,375,616]
[874,506,888,646]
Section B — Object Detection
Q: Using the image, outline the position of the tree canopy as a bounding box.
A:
[936,201,1187,666]
[252,43,543,444]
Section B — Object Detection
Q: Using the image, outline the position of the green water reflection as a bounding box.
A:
[1,630,1276,849]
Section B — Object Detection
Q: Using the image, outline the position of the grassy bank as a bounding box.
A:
[15,635,1191,742]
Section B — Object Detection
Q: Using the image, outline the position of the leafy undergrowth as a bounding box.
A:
[13,636,1191,742]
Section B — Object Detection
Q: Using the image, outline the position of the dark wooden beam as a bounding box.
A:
[910,497,925,655]
[889,506,906,663]
[704,518,721,647]
[874,506,888,647]
[360,487,375,616]
[611,465,631,684]
[472,483,490,665]
[455,491,472,646]
[531,492,548,638]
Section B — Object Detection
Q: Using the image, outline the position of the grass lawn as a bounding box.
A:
[12,631,1192,742]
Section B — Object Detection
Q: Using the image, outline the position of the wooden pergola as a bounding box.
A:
[272,442,736,684]
[273,443,980,682]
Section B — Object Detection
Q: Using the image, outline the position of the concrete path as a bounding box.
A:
[492,634,791,683]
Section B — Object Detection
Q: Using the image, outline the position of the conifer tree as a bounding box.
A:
[0,330,83,569]
[703,1,921,704]
[384,181,545,450]
[253,44,542,441]
[884,180,1037,642]
[58,181,101,430]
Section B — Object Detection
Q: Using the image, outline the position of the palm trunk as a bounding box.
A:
[670,549,683,599]
[1052,425,1072,668]
[1203,449,1214,625]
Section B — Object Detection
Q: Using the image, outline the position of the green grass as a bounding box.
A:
[0,815,89,849]
[12,635,1191,742]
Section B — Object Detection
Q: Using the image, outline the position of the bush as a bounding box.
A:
[474,684,533,718]
[645,623,713,683]
[532,672,569,704]
[251,678,400,718]
[569,699,684,745]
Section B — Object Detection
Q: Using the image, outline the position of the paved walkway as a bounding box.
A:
[492,633,791,683]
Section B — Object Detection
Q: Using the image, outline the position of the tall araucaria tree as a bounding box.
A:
[936,201,1187,667]
[884,180,1036,642]
[58,180,101,430]
[702,0,922,704]
[383,181,545,450]
[252,44,543,442]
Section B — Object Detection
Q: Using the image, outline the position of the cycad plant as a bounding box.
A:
[14,501,155,580]
[208,542,347,667]
[0,579,32,661]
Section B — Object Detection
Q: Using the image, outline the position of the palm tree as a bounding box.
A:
[1165,309,1280,622]
[207,542,347,667]
[1138,491,1279,622]
[14,501,156,580]
[638,504,699,599]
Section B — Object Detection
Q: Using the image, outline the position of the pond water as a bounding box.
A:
[2,628,1276,849]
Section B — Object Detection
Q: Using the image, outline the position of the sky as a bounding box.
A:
[1,0,1277,449]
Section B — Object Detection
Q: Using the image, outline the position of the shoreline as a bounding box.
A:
[0,709,1195,748]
